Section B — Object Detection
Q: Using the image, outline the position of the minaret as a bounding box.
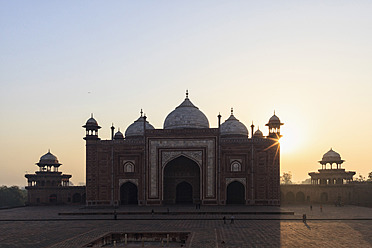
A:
[111,123,115,140]
[250,122,254,138]
[265,111,283,139]
[83,113,101,140]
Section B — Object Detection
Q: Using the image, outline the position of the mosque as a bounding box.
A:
[83,92,283,206]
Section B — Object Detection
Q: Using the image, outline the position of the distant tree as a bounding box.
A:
[0,186,27,208]
[355,174,366,183]
[301,178,311,184]
[367,172,372,182]
[281,172,292,184]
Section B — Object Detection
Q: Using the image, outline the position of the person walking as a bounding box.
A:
[230,215,235,224]
[302,214,307,223]
[320,205,323,212]
[223,216,226,224]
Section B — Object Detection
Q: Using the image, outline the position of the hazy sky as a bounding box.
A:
[1,1,371,186]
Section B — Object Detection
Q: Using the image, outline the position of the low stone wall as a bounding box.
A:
[280,183,372,206]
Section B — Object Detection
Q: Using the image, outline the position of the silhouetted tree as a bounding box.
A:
[0,186,27,207]
[367,172,372,182]
[356,174,366,182]
[281,172,292,184]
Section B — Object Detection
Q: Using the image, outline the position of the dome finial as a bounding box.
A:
[140,109,143,117]
[186,89,189,99]
[274,110,276,115]
[231,107,234,115]
[48,148,50,153]
[91,113,93,118]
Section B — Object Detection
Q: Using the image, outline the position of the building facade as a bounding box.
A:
[25,151,85,205]
[84,93,283,206]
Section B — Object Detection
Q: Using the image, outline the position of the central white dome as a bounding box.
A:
[164,95,209,129]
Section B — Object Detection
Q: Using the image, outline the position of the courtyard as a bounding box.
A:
[0,204,371,247]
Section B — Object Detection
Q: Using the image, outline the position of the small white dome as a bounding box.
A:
[253,129,263,137]
[37,150,61,166]
[83,114,101,130]
[125,116,155,138]
[220,111,248,137]
[114,130,124,140]
[321,148,342,163]
[268,114,281,124]
[163,94,209,129]
[86,117,98,125]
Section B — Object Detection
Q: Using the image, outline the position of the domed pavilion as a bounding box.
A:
[25,150,85,205]
[309,148,355,185]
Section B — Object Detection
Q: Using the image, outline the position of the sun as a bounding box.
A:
[278,127,300,154]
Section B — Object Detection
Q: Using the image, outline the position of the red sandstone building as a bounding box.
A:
[25,151,85,205]
[280,149,371,206]
[84,93,283,206]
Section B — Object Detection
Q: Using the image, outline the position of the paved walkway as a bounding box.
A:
[0,204,371,247]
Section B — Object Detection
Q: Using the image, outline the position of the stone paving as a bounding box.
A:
[0,204,372,247]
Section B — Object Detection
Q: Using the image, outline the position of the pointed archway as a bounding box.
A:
[176,181,193,204]
[163,156,200,204]
[226,181,245,204]
[120,182,138,205]
[49,194,57,204]
[72,193,81,203]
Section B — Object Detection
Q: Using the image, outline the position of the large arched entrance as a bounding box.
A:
[163,156,200,204]
[120,182,138,205]
[226,181,245,204]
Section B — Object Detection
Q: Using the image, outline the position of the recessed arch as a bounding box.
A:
[286,192,295,203]
[163,155,200,204]
[72,193,81,203]
[49,194,57,204]
[295,192,305,203]
[230,161,242,172]
[120,182,138,205]
[176,181,193,204]
[321,192,328,203]
[123,162,135,173]
[281,191,285,202]
[226,181,245,204]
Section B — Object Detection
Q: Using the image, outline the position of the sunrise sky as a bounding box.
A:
[1,1,371,186]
